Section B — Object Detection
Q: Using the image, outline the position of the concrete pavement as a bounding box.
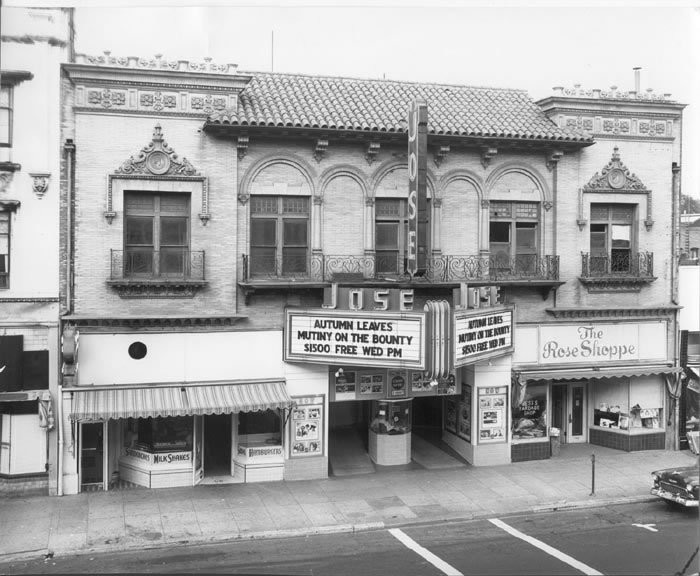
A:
[0,444,696,562]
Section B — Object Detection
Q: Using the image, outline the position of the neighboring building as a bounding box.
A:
[680,212,700,263]
[0,8,73,495]
[58,54,685,494]
[679,244,699,452]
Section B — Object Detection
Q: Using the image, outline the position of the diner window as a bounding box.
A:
[134,417,193,452]
[489,201,539,273]
[238,409,281,441]
[375,198,430,275]
[124,192,190,278]
[0,86,11,146]
[590,203,635,274]
[0,213,9,289]
[250,195,309,276]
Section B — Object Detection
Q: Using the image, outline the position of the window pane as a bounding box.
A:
[515,223,537,252]
[590,205,609,221]
[251,219,276,246]
[489,202,512,219]
[376,199,401,217]
[125,194,155,212]
[160,217,188,246]
[0,235,8,254]
[611,249,631,272]
[0,109,9,145]
[159,194,189,214]
[489,222,510,243]
[251,196,278,214]
[283,220,308,246]
[250,247,276,275]
[376,222,399,249]
[125,249,154,274]
[0,87,9,107]
[611,224,631,248]
[515,203,538,219]
[590,227,607,256]
[282,197,309,214]
[376,251,400,274]
[125,216,154,245]
[160,249,186,275]
[282,248,307,273]
[611,205,634,222]
[0,214,9,234]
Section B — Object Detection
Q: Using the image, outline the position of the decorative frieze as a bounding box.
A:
[561,114,668,139]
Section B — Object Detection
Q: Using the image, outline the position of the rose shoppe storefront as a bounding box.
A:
[511,320,679,460]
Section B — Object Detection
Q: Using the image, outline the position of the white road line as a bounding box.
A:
[388,528,463,576]
[632,523,658,532]
[489,518,603,576]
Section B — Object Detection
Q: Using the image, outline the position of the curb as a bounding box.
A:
[0,497,658,565]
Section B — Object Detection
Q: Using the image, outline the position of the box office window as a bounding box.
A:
[250,196,309,276]
[124,193,190,278]
[590,203,635,274]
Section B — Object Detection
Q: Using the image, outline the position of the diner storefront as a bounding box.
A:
[59,328,328,494]
[512,320,678,460]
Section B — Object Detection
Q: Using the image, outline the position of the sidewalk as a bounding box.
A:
[0,445,696,562]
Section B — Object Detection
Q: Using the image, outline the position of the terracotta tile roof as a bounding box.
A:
[206,72,592,143]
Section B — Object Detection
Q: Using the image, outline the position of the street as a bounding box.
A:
[1,501,697,575]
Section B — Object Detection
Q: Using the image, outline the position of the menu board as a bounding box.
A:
[477,386,507,444]
[291,403,323,457]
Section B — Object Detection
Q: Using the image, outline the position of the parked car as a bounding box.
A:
[651,465,699,507]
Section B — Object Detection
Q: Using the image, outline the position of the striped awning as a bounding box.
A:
[522,365,682,383]
[69,381,293,421]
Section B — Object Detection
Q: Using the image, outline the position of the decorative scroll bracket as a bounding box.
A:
[237,134,249,161]
[29,173,51,198]
[433,145,450,168]
[313,139,328,163]
[481,147,497,169]
[545,150,563,172]
[365,142,380,165]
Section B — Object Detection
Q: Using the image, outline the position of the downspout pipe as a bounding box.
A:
[670,162,681,451]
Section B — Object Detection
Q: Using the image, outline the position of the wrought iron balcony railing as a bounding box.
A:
[580,252,654,279]
[241,253,560,283]
[110,249,206,281]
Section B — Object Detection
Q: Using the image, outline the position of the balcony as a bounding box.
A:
[239,253,561,301]
[107,249,207,298]
[579,252,656,292]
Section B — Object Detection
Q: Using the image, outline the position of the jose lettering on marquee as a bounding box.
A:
[285,310,425,368]
[540,324,638,363]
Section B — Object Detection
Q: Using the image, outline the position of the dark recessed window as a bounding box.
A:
[128,341,147,360]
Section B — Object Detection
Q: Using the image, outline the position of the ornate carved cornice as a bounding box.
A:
[577,275,656,293]
[583,147,647,192]
[75,52,239,75]
[545,306,679,319]
[62,314,247,330]
[115,124,199,177]
[106,280,208,299]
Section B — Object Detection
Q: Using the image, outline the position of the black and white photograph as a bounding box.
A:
[0,0,698,574]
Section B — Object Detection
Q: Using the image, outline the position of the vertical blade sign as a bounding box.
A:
[407,99,428,276]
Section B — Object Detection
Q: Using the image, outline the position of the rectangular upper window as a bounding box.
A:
[489,201,539,273]
[123,192,190,278]
[374,198,430,275]
[0,86,12,147]
[589,203,636,274]
[0,213,9,288]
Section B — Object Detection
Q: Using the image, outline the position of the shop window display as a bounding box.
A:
[592,379,663,431]
[133,417,192,452]
[238,409,281,441]
[512,384,547,440]
[370,399,411,435]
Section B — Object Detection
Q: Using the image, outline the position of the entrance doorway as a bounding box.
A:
[80,422,105,491]
[203,414,231,477]
[552,383,587,444]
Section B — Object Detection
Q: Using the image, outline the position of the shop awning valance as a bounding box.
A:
[69,381,293,421]
[521,365,682,383]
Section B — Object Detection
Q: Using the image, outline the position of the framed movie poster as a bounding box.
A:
[458,384,472,442]
[388,370,407,398]
[445,398,457,434]
[477,386,507,444]
[290,396,324,458]
[334,370,356,401]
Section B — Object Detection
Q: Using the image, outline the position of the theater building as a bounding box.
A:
[58,54,684,493]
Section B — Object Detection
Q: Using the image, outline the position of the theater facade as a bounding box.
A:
[57,54,684,493]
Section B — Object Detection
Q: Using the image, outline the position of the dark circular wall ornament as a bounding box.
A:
[128,341,148,360]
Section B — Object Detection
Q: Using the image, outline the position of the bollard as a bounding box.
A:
[590,453,595,496]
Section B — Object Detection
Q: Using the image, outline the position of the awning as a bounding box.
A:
[521,365,682,383]
[186,381,293,415]
[69,381,293,421]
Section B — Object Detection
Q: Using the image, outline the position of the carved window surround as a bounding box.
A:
[577,147,653,230]
[106,124,210,225]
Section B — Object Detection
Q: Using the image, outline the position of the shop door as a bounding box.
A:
[193,415,203,485]
[568,384,587,443]
[79,422,106,492]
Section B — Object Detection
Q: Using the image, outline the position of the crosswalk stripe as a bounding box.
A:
[388,528,464,576]
[489,518,604,576]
